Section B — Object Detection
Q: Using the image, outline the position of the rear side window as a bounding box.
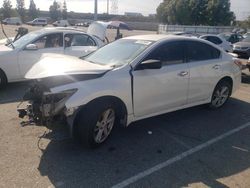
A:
[65,34,96,47]
[186,41,221,62]
[145,41,185,66]
[207,36,222,45]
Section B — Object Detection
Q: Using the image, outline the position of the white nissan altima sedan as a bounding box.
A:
[18,35,242,148]
[0,27,105,87]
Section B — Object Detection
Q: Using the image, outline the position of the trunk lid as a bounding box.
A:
[87,21,108,41]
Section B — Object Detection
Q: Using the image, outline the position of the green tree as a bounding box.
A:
[157,0,176,24]
[174,0,192,25]
[49,0,61,21]
[156,0,192,25]
[189,0,209,25]
[2,0,12,18]
[29,0,38,19]
[62,0,67,20]
[16,0,25,20]
[207,0,235,26]
[156,0,235,26]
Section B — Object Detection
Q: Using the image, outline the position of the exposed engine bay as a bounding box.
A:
[18,81,69,126]
[18,73,105,126]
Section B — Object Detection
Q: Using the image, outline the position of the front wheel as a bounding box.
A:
[209,81,231,109]
[75,101,117,148]
[0,70,7,89]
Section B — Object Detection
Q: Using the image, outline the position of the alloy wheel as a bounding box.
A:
[94,108,115,143]
[211,86,230,108]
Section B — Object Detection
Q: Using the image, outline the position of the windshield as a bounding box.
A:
[84,39,153,66]
[10,32,40,49]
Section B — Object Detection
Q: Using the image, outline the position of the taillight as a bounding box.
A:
[234,59,242,69]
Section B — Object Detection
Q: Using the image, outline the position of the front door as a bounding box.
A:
[133,41,189,117]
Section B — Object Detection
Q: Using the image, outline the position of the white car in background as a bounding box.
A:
[53,20,70,27]
[0,27,105,87]
[200,34,233,52]
[18,35,241,148]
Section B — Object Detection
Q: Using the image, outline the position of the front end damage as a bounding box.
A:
[18,81,77,127]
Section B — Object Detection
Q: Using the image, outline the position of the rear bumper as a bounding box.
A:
[232,71,242,94]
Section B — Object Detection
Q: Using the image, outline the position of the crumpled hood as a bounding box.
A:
[25,53,112,79]
[234,42,250,48]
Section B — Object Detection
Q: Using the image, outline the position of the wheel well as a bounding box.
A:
[73,96,128,134]
[217,76,233,95]
[0,68,8,82]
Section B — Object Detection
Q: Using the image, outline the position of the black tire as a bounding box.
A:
[209,81,232,109]
[0,70,7,89]
[75,99,117,148]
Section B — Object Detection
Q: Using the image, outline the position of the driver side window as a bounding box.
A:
[33,33,63,49]
[144,41,185,66]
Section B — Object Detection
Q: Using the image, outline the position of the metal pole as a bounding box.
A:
[94,0,98,21]
[107,0,109,14]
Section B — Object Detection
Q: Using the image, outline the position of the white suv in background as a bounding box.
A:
[19,35,242,148]
[27,18,48,26]
[2,17,22,25]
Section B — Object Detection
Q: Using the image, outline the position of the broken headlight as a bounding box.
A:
[41,89,78,118]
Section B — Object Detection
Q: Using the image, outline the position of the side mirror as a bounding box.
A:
[25,44,38,50]
[136,59,162,70]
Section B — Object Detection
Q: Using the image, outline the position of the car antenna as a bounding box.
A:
[0,20,15,49]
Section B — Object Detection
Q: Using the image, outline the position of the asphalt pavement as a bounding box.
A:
[0,70,250,188]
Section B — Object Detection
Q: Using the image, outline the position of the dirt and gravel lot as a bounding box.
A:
[0,25,250,188]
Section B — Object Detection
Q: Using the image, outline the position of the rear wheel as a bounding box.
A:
[75,100,117,148]
[209,81,231,109]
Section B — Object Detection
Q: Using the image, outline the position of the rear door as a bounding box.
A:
[64,33,98,57]
[186,41,222,104]
[133,41,189,117]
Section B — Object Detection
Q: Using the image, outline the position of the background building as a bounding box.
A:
[124,12,143,17]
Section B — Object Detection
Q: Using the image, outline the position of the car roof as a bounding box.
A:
[31,27,86,34]
[124,34,207,42]
[124,34,224,52]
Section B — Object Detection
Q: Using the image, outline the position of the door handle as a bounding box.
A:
[178,71,189,77]
[212,65,221,70]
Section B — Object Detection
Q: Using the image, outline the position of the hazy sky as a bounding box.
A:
[0,0,162,15]
[0,0,249,19]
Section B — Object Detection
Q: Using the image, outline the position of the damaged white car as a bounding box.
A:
[18,35,241,148]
